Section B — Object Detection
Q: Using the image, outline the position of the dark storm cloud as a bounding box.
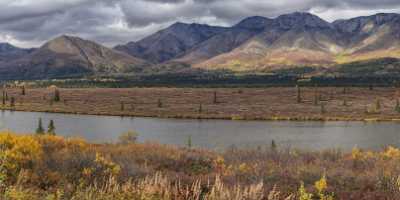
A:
[0,0,399,48]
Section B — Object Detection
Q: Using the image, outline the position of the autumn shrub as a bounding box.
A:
[3,131,400,199]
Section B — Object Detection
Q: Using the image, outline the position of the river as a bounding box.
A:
[1,110,400,151]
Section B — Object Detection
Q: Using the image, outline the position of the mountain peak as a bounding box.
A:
[170,22,188,28]
[333,13,400,33]
[275,12,332,29]
[0,43,19,51]
[234,16,271,30]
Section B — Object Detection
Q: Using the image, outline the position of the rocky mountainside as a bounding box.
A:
[1,12,400,80]
[114,23,228,63]
[0,35,150,80]
[0,43,35,63]
[195,12,400,71]
[115,12,400,73]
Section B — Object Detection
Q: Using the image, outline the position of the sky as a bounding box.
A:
[0,0,400,48]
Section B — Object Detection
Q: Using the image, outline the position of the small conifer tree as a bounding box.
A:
[53,89,60,102]
[157,99,162,108]
[395,99,400,113]
[36,118,45,135]
[375,99,381,111]
[2,90,6,106]
[10,97,15,107]
[271,140,277,152]
[120,101,125,111]
[187,135,192,149]
[47,120,56,135]
[21,85,26,95]
[296,85,302,103]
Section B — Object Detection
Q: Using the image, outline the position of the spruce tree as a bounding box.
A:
[213,91,217,104]
[395,99,400,113]
[120,101,125,111]
[157,99,162,108]
[375,99,381,111]
[187,135,192,149]
[2,90,5,106]
[54,89,60,102]
[21,85,26,96]
[47,120,56,135]
[296,85,302,103]
[36,118,45,135]
[10,97,15,107]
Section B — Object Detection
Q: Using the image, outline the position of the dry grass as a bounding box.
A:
[2,132,400,199]
[2,87,400,121]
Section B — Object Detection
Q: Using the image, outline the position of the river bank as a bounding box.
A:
[1,87,400,121]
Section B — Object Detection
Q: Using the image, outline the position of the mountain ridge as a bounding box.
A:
[1,12,400,79]
[0,35,150,80]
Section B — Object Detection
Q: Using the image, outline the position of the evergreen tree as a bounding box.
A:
[21,85,26,96]
[2,90,5,106]
[120,101,125,111]
[342,99,348,107]
[395,99,400,113]
[296,85,302,103]
[187,135,192,149]
[36,118,45,135]
[10,97,15,107]
[53,89,60,102]
[47,120,56,135]
[313,91,319,106]
[271,140,277,152]
[375,99,381,111]
[157,99,162,108]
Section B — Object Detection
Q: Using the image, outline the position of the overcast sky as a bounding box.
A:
[1,0,400,48]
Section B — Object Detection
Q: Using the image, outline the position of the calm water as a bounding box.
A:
[1,110,400,151]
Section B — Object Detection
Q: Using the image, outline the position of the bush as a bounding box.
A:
[118,131,139,145]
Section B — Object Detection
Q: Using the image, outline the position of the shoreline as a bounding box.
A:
[2,107,400,122]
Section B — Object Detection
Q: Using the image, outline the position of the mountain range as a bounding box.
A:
[1,12,400,80]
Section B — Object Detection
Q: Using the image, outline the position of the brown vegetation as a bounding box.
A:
[2,87,400,121]
[2,132,400,199]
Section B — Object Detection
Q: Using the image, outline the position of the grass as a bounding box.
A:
[2,87,400,121]
[2,132,400,199]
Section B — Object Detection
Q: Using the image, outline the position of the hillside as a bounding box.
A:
[0,35,150,80]
[1,12,400,80]
[117,12,400,73]
[114,22,228,63]
[0,43,35,63]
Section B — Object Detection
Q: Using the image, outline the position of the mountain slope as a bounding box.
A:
[174,16,272,64]
[0,43,35,63]
[195,12,343,71]
[0,35,150,80]
[114,23,228,63]
[111,12,400,73]
[333,13,400,63]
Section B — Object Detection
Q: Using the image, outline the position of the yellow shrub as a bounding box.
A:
[382,146,400,159]
[0,133,42,172]
[94,153,121,177]
[298,182,313,200]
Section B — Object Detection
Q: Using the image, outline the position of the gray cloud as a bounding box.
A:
[0,0,399,48]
